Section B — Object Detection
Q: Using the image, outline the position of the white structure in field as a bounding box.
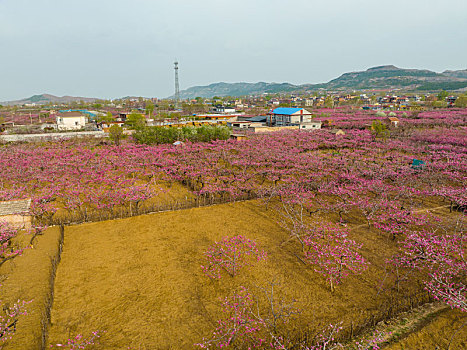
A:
[56,112,87,130]
[299,121,322,130]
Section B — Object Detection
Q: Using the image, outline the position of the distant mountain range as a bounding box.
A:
[177,65,467,98]
[1,94,99,106]
[3,66,467,105]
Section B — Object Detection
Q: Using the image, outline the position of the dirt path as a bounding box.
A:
[347,302,449,348]
[350,204,451,232]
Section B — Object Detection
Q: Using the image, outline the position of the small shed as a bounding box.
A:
[386,117,400,128]
[0,199,32,229]
[230,134,247,141]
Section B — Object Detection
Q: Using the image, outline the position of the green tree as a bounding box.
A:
[98,112,115,123]
[437,90,449,101]
[371,120,389,140]
[133,126,181,145]
[145,102,155,118]
[431,101,448,108]
[132,125,231,145]
[324,95,334,108]
[108,125,125,146]
[454,95,467,108]
[125,112,146,129]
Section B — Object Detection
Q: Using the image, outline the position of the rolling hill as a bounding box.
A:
[177,65,467,98]
[2,94,99,106]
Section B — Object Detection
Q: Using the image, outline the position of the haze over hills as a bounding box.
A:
[3,66,467,105]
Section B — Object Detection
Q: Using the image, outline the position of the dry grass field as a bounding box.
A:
[44,200,439,349]
[0,226,62,350]
[0,199,462,349]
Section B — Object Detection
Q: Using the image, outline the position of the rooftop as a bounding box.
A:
[246,115,268,122]
[58,112,84,118]
[272,107,303,115]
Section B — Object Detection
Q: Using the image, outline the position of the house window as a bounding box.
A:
[75,121,79,126]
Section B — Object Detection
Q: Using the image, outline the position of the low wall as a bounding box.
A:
[250,125,299,133]
[0,131,106,143]
[0,214,31,230]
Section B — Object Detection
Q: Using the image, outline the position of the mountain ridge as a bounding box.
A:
[2,94,99,106]
[176,66,467,98]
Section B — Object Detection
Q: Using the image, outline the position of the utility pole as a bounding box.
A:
[174,60,180,110]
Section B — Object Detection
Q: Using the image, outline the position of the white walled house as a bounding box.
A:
[211,105,237,114]
[56,112,87,130]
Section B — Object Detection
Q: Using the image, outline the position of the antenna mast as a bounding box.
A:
[174,60,180,109]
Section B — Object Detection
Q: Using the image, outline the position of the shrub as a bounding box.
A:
[371,120,389,139]
[375,111,386,117]
[133,125,231,145]
[108,125,125,146]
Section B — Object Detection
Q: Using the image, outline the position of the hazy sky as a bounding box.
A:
[1,0,466,101]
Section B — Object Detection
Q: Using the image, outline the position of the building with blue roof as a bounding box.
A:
[269,108,313,126]
[271,107,304,115]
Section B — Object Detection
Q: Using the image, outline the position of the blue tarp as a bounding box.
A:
[411,159,426,169]
[59,109,98,118]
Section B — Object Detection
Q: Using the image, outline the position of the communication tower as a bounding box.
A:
[174,60,180,109]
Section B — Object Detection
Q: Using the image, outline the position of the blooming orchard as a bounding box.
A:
[0,107,465,348]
